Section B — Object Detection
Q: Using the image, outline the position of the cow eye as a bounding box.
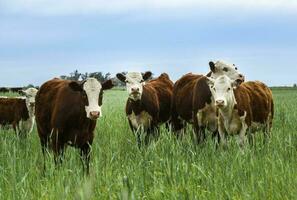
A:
[223,68,228,72]
[235,67,238,70]
[227,87,231,91]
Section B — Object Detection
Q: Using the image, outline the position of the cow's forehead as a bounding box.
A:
[214,75,232,87]
[126,72,143,82]
[83,78,101,90]
[215,61,236,70]
[25,88,38,96]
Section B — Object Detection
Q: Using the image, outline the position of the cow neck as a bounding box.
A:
[26,104,34,118]
[128,99,144,115]
[19,99,30,120]
[218,97,237,125]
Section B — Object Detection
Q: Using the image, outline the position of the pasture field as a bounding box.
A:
[0,89,296,200]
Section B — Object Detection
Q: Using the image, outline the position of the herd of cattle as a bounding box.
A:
[0,60,274,172]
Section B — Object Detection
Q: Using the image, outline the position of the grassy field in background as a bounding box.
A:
[0,89,296,200]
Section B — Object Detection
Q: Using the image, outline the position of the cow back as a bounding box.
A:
[235,81,273,125]
[147,73,174,122]
[0,98,29,125]
[172,73,203,122]
[35,78,96,141]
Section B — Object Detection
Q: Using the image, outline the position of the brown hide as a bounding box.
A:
[172,73,203,123]
[0,98,29,131]
[126,73,173,131]
[171,73,206,132]
[234,81,274,126]
[35,78,98,153]
[192,76,213,115]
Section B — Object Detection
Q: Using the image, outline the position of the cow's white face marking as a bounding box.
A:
[83,78,102,120]
[20,87,38,116]
[210,60,244,81]
[208,75,236,110]
[124,72,145,101]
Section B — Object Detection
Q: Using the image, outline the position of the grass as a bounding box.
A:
[0,89,296,199]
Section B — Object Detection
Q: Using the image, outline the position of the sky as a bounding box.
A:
[0,0,297,87]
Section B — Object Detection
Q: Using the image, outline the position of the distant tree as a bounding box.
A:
[104,72,111,81]
[294,84,297,88]
[89,72,104,82]
[60,70,81,81]
[81,72,89,81]
[69,70,81,81]
[26,84,35,88]
[60,70,112,83]
[60,75,67,80]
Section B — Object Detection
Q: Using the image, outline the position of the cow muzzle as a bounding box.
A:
[239,74,245,82]
[89,111,100,120]
[129,91,141,101]
[215,99,225,108]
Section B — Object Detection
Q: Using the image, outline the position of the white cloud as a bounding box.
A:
[1,0,297,16]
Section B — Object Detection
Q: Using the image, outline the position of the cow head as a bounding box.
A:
[19,88,38,112]
[116,71,152,101]
[69,78,114,120]
[209,60,245,82]
[207,75,241,110]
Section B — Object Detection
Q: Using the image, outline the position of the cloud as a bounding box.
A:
[1,0,297,16]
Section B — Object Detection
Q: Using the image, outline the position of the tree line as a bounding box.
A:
[60,70,125,86]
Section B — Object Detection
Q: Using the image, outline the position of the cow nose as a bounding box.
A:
[90,111,100,119]
[216,100,225,106]
[131,88,139,93]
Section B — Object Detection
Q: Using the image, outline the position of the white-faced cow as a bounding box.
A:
[0,87,38,135]
[207,75,273,146]
[192,61,245,143]
[171,60,244,143]
[35,78,114,173]
[116,72,174,146]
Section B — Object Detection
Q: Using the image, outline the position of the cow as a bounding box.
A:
[171,60,244,143]
[35,78,114,173]
[0,88,38,135]
[206,75,274,146]
[116,72,174,146]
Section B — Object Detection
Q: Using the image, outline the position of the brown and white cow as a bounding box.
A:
[172,60,244,142]
[35,78,113,172]
[116,72,174,146]
[207,75,274,146]
[0,87,38,135]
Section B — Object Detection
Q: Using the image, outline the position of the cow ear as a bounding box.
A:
[116,73,126,82]
[142,71,152,81]
[209,61,216,73]
[69,81,83,92]
[102,80,114,90]
[232,79,243,88]
[18,90,26,96]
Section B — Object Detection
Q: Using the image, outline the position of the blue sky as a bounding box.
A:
[0,0,296,86]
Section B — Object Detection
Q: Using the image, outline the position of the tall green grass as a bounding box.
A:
[0,89,296,199]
